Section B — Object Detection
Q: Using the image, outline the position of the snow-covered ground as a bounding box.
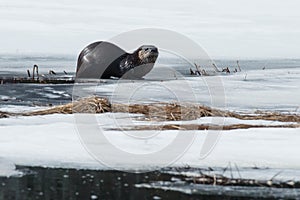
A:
[0,66,299,181]
[73,66,300,112]
[0,113,299,180]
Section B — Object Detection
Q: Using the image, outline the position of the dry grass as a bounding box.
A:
[109,123,300,131]
[24,96,110,116]
[1,96,300,129]
[183,171,299,188]
[0,111,9,118]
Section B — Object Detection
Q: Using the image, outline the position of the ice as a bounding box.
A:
[0,66,299,178]
[79,67,300,113]
[0,105,45,113]
[0,95,16,101]
[1,0,300,58]
[0,158,21,177]
[0,113,299,175]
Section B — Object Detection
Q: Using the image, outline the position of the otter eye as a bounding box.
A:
[145,48,149,51]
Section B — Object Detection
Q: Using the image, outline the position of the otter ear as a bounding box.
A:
[132,47,142,56]
[137,46,143,51]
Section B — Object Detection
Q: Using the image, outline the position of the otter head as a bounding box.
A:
[136,45,159,64]
[122,45,158,79]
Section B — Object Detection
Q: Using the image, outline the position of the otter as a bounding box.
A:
[76,41,159,79]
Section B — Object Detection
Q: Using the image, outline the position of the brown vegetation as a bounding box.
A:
[1,96,299,131]
[182,171,299,188]
[25,96,300,123]
[0,111,9,118]
[109,123,300,131]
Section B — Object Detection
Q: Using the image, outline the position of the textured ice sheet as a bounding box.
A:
[0,113,299,178]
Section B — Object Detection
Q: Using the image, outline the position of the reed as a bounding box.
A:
[2,96,299,127]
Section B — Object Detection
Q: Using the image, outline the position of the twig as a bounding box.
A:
[234,163,242,179]
[237,60,241,72]
[212,63,221,72]
[270,170,283,181]
[229,162,233,179]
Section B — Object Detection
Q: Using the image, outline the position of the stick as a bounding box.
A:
[237,60,241,72]
[212,63,221,72]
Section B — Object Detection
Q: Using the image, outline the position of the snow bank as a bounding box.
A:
[0,113,299,177]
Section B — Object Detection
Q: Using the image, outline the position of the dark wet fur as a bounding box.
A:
[76,42,158,79]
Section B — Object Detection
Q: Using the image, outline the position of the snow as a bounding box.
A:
[0,105,45,113]
[0,158,21,177]
[0,66,299,178]
[0,113,299,178]
[1,0,300,59]
[75,67,300,112]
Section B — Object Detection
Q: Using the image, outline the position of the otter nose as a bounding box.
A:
[151,48,158,53]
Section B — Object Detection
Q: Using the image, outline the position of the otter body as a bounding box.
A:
[76,41,158,79]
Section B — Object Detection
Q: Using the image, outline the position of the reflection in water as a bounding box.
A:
[0,166,298,200]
